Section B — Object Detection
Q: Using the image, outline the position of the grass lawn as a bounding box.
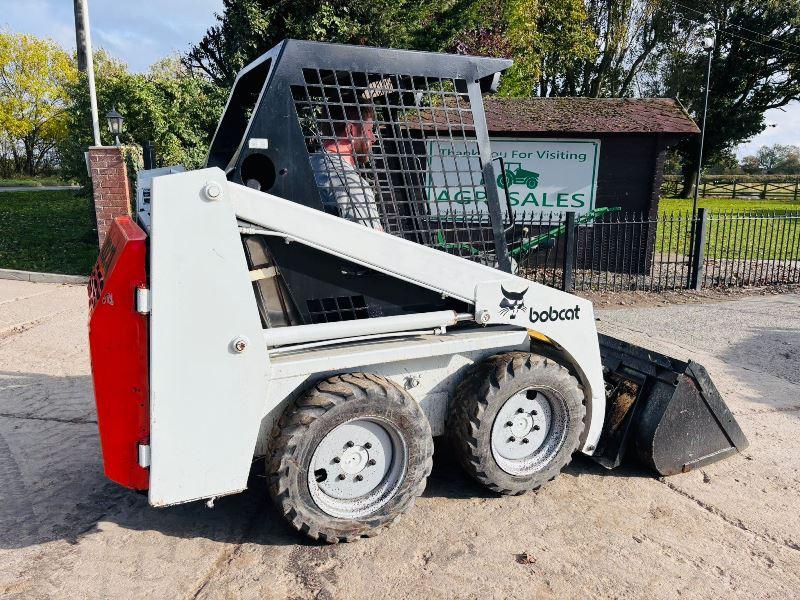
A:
[703,213,800,260]
[0,176,73,187]
[653,213,800,260]
[659,196,800,213]
[653,197,800,260]
[0,190,98,275]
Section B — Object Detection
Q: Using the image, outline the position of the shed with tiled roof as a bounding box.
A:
[479,97,698,215]
[482,97,699,135]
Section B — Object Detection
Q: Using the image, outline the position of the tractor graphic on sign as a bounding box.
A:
[497,162,539,190]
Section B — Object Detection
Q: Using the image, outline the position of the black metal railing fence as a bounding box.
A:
[436,208,800,292]
[698,210,800,288]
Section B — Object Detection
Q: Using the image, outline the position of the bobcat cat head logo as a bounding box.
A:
[499,285,528,319]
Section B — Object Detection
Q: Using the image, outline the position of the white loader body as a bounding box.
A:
[146,168,605,507]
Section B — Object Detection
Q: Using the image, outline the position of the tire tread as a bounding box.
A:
[449,352,585,495]
[268,373,433,543]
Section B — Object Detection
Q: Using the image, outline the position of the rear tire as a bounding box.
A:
[267,373,433,543]
[449,352,585,495]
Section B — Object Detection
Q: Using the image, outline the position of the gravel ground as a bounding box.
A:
[1,280,798,599]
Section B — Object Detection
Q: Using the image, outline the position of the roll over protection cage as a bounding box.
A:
[206,40,514,276]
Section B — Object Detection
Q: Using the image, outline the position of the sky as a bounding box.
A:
[0,0,224,72]
[735,104,800,159]
[1,0,797,158]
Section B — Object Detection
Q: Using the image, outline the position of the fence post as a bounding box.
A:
[794,179,799,202]
[143,140,155,170]
[689,208,708,290]
[732,179,737,199]
[562,211,576,292]
[761,181,768,200]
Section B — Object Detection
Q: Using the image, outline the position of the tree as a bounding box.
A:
[537,0,676,98]
[755,145,783,173]
[740,144,800,174]
[774,146,800,174]
[655,0,800,196]
[739,154,762,174]
[0,31,77,176]
[183,0,422,88]
[180,0,800,196]
[445,0,597,97]
[185,0,603,99]
[704,148,740,174]
[59,53,227,186]
[764,144,800,174]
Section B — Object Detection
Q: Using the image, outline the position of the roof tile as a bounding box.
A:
[481,97,699,135]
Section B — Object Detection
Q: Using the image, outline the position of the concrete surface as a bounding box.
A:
[0,186,82,193]
[0,268,88,285]
[1,281,798,599]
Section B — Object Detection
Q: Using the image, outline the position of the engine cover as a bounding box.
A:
[88,216,150,490]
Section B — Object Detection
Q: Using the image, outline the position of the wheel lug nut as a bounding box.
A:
[355,474,363,481]
[337,474,346,480]
[522,438,529,444]
[531,410,538,416]
[333,457,341,463]
[516,408,525,413]
[505,421,513,427]
[345,441,354,448]
[508,436,516,442]
[533,425,540,431]
[364,442,372,449]
[368,459,376,466]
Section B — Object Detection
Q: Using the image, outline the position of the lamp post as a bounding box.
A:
[686,25,715,289]
[106,107,124,146]
[73,0,101,145]
[692,27,715,215]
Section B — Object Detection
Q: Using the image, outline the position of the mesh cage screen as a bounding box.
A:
[291,69,502,264]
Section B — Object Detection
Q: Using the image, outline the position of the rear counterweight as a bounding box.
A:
[88,216,150,490]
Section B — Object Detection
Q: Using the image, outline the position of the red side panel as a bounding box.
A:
[88,216,150,490]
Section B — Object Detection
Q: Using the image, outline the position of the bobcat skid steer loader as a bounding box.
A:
[87,40,747,542]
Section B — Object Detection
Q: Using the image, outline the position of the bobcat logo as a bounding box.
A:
[499,285,528,319]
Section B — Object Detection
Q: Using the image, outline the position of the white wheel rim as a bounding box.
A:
[308,417,407,519]
[490,388,568,476]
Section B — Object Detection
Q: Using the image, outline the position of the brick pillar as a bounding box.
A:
[88,146,131,246]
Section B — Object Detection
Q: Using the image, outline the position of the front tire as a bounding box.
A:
[449,352,585,495]
[267,373,433,543]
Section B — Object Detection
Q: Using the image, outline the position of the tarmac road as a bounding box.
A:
[0,186,82,193]
[1,280,798,599]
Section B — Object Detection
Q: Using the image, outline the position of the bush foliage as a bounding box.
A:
[58,55,226,187]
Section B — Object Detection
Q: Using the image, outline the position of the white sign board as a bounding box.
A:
[426,138,600,217]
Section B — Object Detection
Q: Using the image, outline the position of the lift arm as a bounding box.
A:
[224,170,607,451]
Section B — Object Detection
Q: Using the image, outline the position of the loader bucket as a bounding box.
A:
[593,334,748,476]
